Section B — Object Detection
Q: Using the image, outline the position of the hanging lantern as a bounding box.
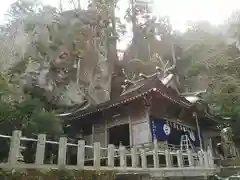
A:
[173,123,176,128]
[179,125,183,131]
[183,127,186,132]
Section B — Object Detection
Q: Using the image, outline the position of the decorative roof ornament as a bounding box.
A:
[182,89,207,105]
[180,90,207,97]
[120,62,208,107]
[160,74,174,86]
[155,66,162,72]
[139,73,148,79]
[184,96,202,104]
[120,62,174,96]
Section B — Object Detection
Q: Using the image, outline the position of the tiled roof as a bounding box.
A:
[61,76,193,120]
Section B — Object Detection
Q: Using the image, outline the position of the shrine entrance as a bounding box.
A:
[108,124,130,147]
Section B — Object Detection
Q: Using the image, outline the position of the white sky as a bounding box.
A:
[1,0,240,31]
[1,0,240,49]
[153,0,240,31]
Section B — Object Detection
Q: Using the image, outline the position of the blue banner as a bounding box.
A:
[151,119,169,141]
[150,117,201,147]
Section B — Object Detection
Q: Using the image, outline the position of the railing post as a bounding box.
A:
[165,149,172,168]
[77,140,85,168]
[153,139,159,168]
[94,142,101,168]
[187,150,194,167]
[8,130,22,165]
[35,133,46,165]
[203,151,209,168]
[198,151,204,167]
[58,136,67,167]
[108,144,114,167]
[131,146,138,168]
[120,145,126,168]
[140,148,147,169]
[176,150,183,168]
[207,147,214,168]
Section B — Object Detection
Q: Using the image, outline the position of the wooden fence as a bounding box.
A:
[0,130,216,177]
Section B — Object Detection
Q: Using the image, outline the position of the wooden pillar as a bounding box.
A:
[140,148,147,168]
[143,96,153,143]
[35,134,46,165]
[131,146,138,168]
[187,150,194,167]
[165,149,172,168]
[120,145,126,168]
[176,150,183,168]
[208,138,213,152]
[104,119,108,147]
[207,146,214,168]
[58,137,67,167]
[92,124,95,143]
[146,110,152,143]
[203,151,209,168]
[129,115,133,146]
[198,151,204,167]
[94,142,101,168]
[153,139,159,168]
[77,140,85,168]
[108,144,114,167]
[8,130,22,165]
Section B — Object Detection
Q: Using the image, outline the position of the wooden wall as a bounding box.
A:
[82,99,152,147]
[128,100,152,146]
[81,98,217,150]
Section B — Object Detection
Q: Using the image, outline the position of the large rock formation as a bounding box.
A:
[6,7,115,115]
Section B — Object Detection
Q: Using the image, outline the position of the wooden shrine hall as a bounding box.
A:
[61,72,220,154]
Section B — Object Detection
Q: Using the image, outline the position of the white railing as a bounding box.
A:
[0,130,216,177]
